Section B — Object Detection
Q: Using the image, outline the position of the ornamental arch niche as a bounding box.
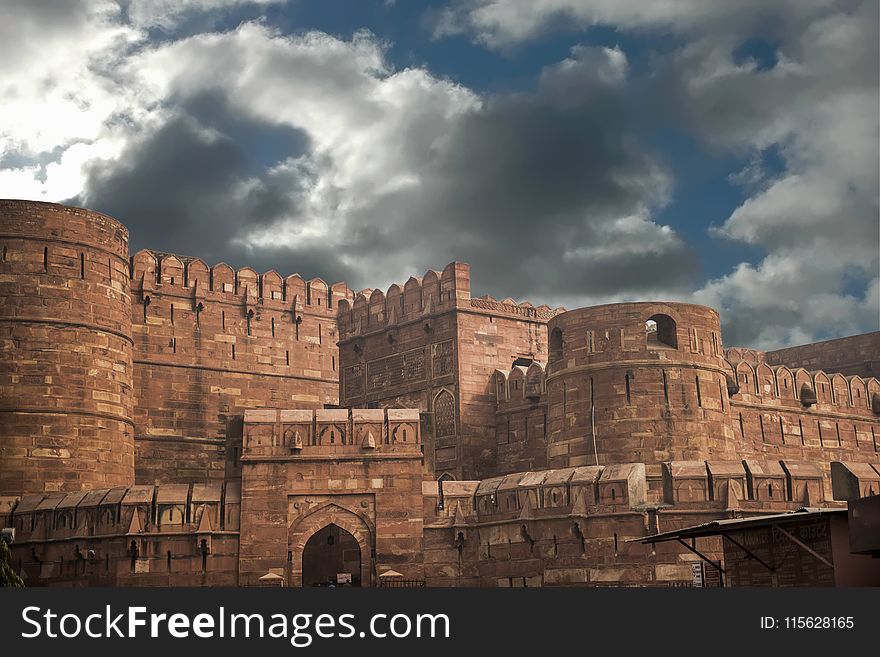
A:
[434,389,456,438]
[289,504,373,587]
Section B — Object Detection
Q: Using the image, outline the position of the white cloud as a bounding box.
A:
[125,0,290,30]
[430,0,838,48]
[432,0,880,346]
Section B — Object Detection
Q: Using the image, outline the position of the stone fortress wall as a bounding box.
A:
[1,199,878,587]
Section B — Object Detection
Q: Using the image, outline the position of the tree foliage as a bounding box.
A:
[0,539,24,587]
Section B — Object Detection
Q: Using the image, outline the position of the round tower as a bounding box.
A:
[545,302,737,467]
[0,200,135,494]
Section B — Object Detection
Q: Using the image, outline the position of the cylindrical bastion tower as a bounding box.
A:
[545,302,738,468]
[0,200,135,495]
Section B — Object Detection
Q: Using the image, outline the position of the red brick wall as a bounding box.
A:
[0,201,135,494]
[546,303,737,467]
[763,332,880,378]
[337,263,561,480]
[130,250,349,484]
[4,483,241,586]
[237,408,424,587]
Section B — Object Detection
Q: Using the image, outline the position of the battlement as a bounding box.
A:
[424,459,879,526]
[494,361,547,406]
[763,331,880,378]
[337,262,471,340]
[131,249,354,315]
[725,357,880,417]
[470,295,565,321]
[724,347,766,364]
[2,481,241,545]
[242,407,422,458]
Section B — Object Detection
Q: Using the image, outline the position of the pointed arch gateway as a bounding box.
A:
[289,504,373,587]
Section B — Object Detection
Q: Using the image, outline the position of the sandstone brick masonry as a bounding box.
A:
[1,200,878,587]
[0,201,134,495]
[129,250,352,485]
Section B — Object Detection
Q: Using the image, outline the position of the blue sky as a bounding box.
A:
[1,0,877,347]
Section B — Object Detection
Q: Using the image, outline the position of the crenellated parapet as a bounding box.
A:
[131,249,353,317]
[469,295,566,321]
[494,361,547,406]
[725,357,880,416]
[337,262,470,341]
[424,459,879,528]
[1,482,241,585]
[761,331,880,378]
[241,407,422,458]
[128,249,351,479]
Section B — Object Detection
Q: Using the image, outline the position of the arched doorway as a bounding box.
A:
[302,524,362,587]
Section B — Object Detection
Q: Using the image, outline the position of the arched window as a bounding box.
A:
[434,390,456,437]
[646,314,677,349]
[549,327,563,363]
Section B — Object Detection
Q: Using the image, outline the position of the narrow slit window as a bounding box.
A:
[271,317,275,337]
[43,246,48,271]
[80,253,85,279]
[625,372,631,404]
[232,344,236,360]
[695,375,702,407]
[286,350,290,366]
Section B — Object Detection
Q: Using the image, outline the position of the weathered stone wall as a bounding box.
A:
[1,482,241,586]
[762,332,880,378]
[336,266,461,477]
[337,263,562,480]
[493,363,549,474]
[130,249,351,485]
[236,408,424,587]
[0,200,135,494]
[545,303,737,468]
[421,460,880,587]
[725,358,880,499]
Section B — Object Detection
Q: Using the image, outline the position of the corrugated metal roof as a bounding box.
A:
[636,507,846,544]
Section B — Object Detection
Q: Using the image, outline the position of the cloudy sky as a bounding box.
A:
[2,0,877,348]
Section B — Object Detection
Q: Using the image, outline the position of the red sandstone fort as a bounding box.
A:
[0,199,878,586]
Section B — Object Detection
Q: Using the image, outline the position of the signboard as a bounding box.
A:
[691,562,703,588]
[722,518,834,587]
[703,562,723,588]
[336,573,352,585]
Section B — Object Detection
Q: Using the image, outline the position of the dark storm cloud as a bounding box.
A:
[70,94,362,281]
[335,47,697,299]
[73,41,696,299]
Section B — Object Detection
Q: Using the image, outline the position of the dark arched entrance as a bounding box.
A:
[302,524,362,587]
